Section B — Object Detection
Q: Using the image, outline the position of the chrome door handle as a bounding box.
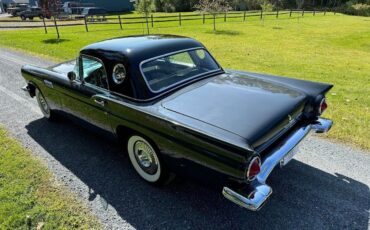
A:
[94,98,105,106]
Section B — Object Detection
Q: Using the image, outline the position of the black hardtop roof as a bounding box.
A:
[80,35,205,64]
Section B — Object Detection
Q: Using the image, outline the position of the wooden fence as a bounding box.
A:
[0,9,337,38]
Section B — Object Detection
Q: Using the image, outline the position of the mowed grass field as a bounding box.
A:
[0,12,369,149]
[0,128,100,229]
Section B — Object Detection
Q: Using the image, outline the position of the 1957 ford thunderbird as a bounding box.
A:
[21,35,333,211]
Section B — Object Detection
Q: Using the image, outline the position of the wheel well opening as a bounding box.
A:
[115,126,160,154]
[28,82,36,97]
[116,126,135,146]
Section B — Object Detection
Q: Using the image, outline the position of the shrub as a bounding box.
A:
[338,1,370,16]
[351,3,370,15]
[260,0,274,11]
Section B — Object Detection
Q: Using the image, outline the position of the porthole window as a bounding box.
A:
[112,64,126,84]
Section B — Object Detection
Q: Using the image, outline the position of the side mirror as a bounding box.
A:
[67,71,77,82]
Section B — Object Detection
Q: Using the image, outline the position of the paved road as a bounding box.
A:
[0,48,369,230]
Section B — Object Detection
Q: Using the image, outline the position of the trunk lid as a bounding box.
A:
[161,73,307,148]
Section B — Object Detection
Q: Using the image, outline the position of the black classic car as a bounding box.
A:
[21,35,333,211]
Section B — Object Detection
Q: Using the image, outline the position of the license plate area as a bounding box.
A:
[280,145,299,167]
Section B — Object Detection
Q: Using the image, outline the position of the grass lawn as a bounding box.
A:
[0,12,369,150]
[0,128,101,229]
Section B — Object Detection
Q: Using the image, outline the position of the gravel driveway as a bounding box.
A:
[0,48,369,230]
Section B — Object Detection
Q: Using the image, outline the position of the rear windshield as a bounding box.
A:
[141,49,220,93]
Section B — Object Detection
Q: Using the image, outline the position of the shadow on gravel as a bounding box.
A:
[26,118,370,229]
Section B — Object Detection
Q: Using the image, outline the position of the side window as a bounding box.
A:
[81,56,108,89]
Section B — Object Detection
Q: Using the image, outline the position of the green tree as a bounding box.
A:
[39,0,61,17]
[195,0,232,31]
[135,0,155,34]
[154,0,199,12]
[260,0,274,11]
[296,0,305,8]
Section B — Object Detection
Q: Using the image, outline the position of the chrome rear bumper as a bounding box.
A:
[22,85,31,97]
[222,117,333,211]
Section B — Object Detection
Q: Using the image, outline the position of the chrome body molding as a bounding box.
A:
[21,85,29,92]
[222,117,333,211]
[43,79,54,88]
[222,184,272,211]
[311,118,333,133]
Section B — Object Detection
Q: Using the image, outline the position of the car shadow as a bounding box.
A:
[25,118,370,229]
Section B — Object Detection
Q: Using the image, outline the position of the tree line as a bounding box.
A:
[140,0,369,11]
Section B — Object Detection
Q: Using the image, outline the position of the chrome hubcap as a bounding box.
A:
[134,140,158,174]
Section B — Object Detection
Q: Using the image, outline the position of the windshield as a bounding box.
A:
[141,49,220,93]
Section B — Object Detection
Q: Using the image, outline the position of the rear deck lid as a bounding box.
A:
[162,73,307,148]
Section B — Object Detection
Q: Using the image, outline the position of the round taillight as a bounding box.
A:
[318,98,328,115]
[246,157,261,181]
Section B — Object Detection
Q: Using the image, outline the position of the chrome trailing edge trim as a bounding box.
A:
[246,156,261,181]
[257,124,312,184]
[222,184,272,211]
[311,118,333,133]
[318,98,326,115]
[222,117,333,211]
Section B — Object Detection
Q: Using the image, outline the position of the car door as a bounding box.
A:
[60,55,112,133]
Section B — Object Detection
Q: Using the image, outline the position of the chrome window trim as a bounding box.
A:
[80,54,110,91]
[139,47,222,94]
[74,48,223,102]
[89,70,224,104]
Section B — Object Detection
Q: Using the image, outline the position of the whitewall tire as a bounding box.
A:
[35,88,52,120]
[127,135,164,183]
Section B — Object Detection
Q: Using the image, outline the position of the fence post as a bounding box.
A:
[179,12,181,26]
[84,16,89,32]
[276,8,279,18]
[290,9,292,17]
[53,17,60,39]
[224,12,226,22]
[334,8,336,15]
[324,9,326,15]
[202,13,205,24]
[42,17,47,34]
[243,11,246,21]
[302,9,304,17]
[313,8,315,15]
[260,9,263,20]
[118,15,123,30]
[151,14,154,27]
